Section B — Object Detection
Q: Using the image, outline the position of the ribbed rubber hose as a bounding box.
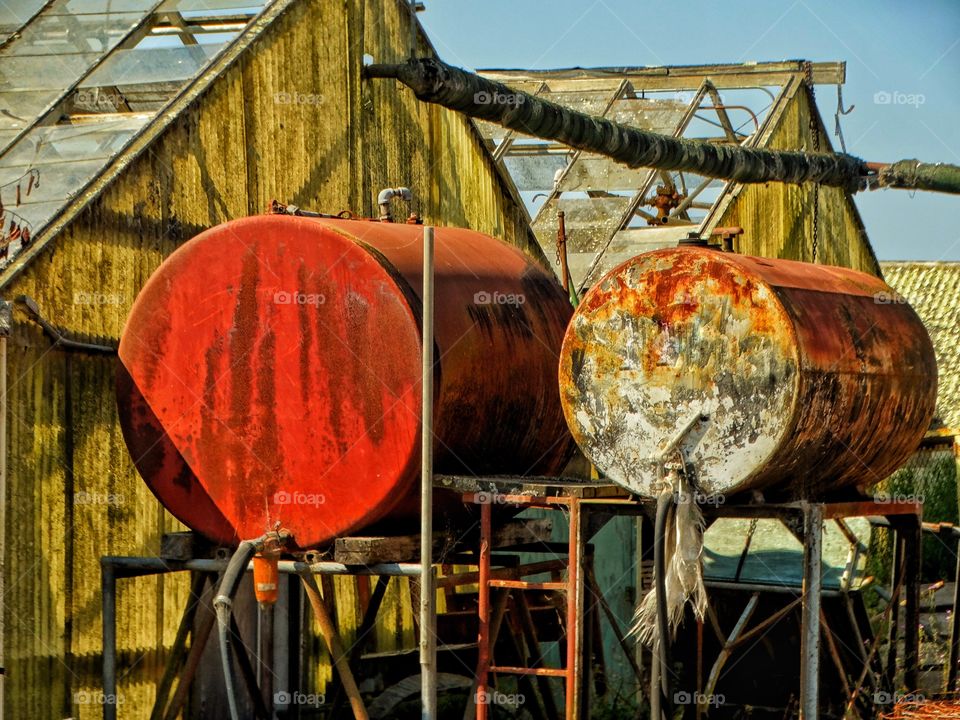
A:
[364,58,869,192]
[213,538,263,720]
[654,489,674,719]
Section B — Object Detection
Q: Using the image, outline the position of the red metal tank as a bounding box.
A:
[559,247,937,499]
[118,216,574,548]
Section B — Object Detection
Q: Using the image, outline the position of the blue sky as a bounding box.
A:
[419,0,960,262]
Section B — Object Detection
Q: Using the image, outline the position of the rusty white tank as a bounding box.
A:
[559,247,937,499]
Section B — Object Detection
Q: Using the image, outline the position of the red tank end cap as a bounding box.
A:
[117,216,423,548]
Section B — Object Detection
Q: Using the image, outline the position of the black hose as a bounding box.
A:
[14,295,116,354]
[213,537,264,720]
[654,489,674,719]
[364,58,870,193]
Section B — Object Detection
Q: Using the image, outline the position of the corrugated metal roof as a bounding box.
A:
[882,261,960,429]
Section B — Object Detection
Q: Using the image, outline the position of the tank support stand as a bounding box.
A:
[99,493,922,720]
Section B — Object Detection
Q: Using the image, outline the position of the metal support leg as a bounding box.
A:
[101,561,117,720]
[902,517,921,691]
[351,576,390,667]
[258,602,274,713]
[567,499,583,720]
[164,576,219,720]
[650,653,661,720]
[299,571,369,720]
[800,503,822,720]
[475,500,492,720]
[886,534,904,688]
[151,572,207,720]
[420,225,437,719]
[948,543,960,691]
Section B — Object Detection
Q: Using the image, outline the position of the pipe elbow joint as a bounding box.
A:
[377,187,412,205]
[377,186,414,222]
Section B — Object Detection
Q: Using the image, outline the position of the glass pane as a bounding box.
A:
[0,117,147,167]
[0,0,157,132]
[534,196,632,253]
[0,0,271,253]
[0,53,104,90]
[6,12,144,56]
[608,98,687,134]
[560,154,650,193]
[81,42,223,86]
[50,0,158,13]
[0,0,47,42]
[0,159,103,223]
[0,90,64,127]
[0,159,103,210]
[172,0,267,13]
[540,90,613,116]
[2,199,61,239]
[503,154,568,193]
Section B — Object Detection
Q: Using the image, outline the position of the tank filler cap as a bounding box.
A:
[679,232,709,247]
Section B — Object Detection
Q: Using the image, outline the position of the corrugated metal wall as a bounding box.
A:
[0,0,543,717]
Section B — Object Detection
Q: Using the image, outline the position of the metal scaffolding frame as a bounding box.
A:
[471,62,843,292]
[99,487,924,720]
[452,481,923,720]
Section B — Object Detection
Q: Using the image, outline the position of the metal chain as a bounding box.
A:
[804,62,821,263]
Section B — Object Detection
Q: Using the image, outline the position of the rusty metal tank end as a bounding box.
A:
[118,216,575,549]
[559,247,937,500]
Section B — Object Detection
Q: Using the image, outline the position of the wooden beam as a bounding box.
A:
[333,519,553,564]
[479,61,846,89]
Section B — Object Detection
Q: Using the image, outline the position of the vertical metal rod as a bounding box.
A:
[650,652,661,720]
[800,503,823,720]
[902,517,921,692]
[566,500,581,719]
[228,614,272,720]
[101,561,117,720]
[273,578,290,718]
[476,500,492,720]
[557,211,570,293]
[886,534,903,687]
[948,540,960,691]
[420,225,437,719]
[258,603,274,712]
[0,324,7,720]
[696,619,704,720]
